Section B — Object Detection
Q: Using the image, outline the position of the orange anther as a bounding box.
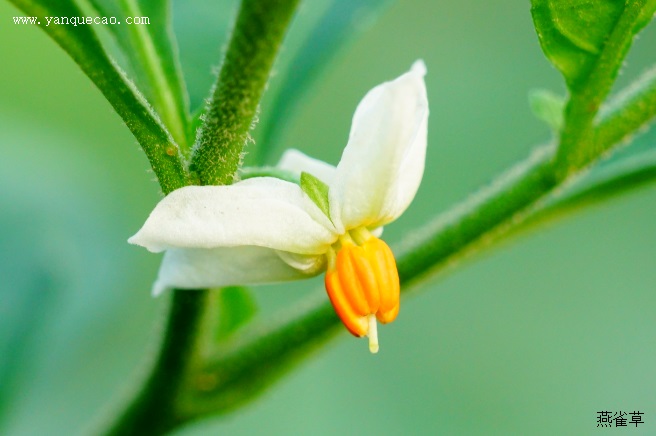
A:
[335,242,371,317]
[324,236,400,341]
[363,238,400,324]
[325,268,368,337]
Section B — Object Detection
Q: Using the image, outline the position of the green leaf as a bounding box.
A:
[87,0,191,150]
[215,287,257,341]
[256,0,394,163]
[300,172,331,220]
[530,0,625,90]
[8,0,188,194]
[540,0,656,173]
[528,89,565,132]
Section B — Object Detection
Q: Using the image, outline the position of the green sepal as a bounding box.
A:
[300,172,331,220]
[529,89,565,132]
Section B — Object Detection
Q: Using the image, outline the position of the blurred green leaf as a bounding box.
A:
[530,0,625,90]
[529,89,565,132]
[0,252,55,425]
[257,0,393,163]
[88,0,191,149]
[215,287,257,340]
[8,0,188,194]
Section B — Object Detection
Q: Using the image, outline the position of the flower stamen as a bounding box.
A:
[324,231,400,353]
[368,314,379,354]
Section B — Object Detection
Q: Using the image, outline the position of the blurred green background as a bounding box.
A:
[1,0,655,435]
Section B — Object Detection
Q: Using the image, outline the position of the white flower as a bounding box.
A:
[129,61,429,353]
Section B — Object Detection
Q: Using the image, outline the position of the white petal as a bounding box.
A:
[129,177,336,255]
[277,149,336,185]
[151,246,323,296]
[329,60,429,231]
[275,249,326,273]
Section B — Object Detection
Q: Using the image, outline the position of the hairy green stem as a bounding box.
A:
[190,0,301,185]
[596,65,656,149]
